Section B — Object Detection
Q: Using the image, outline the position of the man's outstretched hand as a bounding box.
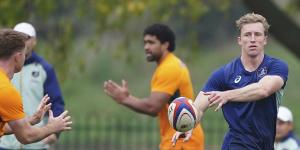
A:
[30,94,52,125]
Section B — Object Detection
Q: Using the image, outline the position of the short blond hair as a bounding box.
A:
[236,13,270,35]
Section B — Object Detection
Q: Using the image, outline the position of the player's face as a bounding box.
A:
[25,37,36,59]
[275,119,293,141]
[143,35,164,62]
[238,22,267,58]
[14,47,26,73]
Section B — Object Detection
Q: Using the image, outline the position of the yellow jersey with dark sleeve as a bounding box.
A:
[0,69,25,136]
[151,53,204,150]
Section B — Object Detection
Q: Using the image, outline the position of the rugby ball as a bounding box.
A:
[168,97,197,132]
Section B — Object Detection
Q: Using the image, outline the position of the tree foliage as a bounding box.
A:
[0,0,211,80]
[0,0,299,81]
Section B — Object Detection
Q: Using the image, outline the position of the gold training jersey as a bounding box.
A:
[0,69,25,136]
[151,53,204,150]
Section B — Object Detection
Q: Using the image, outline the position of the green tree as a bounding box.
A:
[0,0,299,82]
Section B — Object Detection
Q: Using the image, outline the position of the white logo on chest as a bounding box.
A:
[234,75,242,83]
[257,67,267,78]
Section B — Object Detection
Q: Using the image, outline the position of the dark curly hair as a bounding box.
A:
[143,24,176,52]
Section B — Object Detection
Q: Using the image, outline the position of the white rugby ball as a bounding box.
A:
[168,97,197,132]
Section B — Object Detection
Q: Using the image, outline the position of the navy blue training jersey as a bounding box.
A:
[202,55,288,150]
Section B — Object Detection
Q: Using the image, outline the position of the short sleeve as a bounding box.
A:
[151,65,181,95]
[202,67,226,92]
[268,59,288,88]
[0,87,25,121]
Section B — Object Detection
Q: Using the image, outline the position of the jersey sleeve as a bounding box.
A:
[0,87,25,121]
[44,65,65,117]
[268,59,288,88]
[151,64,181,95]
[202,67,226,92]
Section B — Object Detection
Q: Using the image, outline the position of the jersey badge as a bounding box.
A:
[257,67,267,78]
[32,71,40,78]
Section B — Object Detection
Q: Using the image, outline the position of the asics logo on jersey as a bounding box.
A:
[234,75,242,83]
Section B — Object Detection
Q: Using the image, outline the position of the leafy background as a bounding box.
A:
[1,0,299,139]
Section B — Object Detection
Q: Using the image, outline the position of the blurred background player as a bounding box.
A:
[104,24,204,150]
[274,106,300,150]
[0,22,65,149]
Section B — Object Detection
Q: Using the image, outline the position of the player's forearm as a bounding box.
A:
[193,91,210,124]
[26,116,39,125]
[227,82,269,102]
[122,95,159,116]
[16,124,56,144]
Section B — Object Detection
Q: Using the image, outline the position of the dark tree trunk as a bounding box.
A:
[243,0,300,59]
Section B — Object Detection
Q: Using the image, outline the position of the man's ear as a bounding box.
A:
[263,35,268,46]
[32,37,37,47]
[237,36,242,46]
[14,52,22,63]
[13,52,19,62]
[162,41,170,51]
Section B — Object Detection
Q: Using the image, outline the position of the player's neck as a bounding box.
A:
[157,50,170,64]
[241,54,264,72]
[0,61,15,79]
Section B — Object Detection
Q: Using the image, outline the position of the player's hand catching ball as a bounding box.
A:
[48,110,72,133]
[171,129,193,146]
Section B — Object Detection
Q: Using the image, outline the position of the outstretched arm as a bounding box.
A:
[226,75,283,102]
[193,91,210,124]
[3,95,51,135]
[26,95,52,125]
[8,110,72,144]
[104,80,170,117]
[207,75,284,111]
